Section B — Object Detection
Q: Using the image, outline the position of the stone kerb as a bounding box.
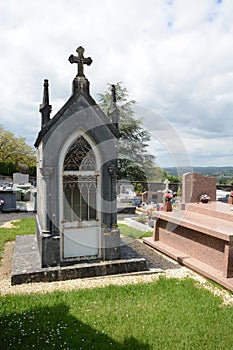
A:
[182,172,216,203]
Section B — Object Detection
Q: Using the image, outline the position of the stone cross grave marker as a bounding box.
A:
[163,179,170,191]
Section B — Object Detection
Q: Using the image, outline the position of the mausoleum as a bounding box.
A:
[35,46,120,267]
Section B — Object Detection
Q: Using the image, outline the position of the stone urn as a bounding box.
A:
[228,196,233,205]
[163,200,172,212]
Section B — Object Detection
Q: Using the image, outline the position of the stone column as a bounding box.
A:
[108,166,118,227]
[104,165,120,260]
[39,166,60,267]
[40,166,54,232]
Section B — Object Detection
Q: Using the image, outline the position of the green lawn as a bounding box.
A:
[1,278,233,349]
[0,218,36,262]
[118,223,152,239]
[1,219,233,349]
[0,219,152,263]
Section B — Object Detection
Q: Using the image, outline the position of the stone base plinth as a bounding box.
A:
[11,235,147,285]
[104,228,121,260]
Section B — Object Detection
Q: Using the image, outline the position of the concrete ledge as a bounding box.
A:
[124,217,153,232]
[11,235,147,285]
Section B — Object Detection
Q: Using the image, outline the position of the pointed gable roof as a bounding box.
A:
[35,47,119,148]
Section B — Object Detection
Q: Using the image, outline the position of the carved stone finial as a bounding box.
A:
[111,85,117,103]
[69,46,92,77]
[108,84,119,131]
[39,79,52,129]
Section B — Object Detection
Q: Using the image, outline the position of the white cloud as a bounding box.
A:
[0,0,232,166]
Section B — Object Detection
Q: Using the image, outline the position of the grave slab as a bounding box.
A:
[11,234,148,285]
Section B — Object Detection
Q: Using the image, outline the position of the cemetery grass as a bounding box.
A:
[118,223,152,239]
[0,218,35,263]
[0,220,151,261]
[1,278,233,349]
[0,219,233,349]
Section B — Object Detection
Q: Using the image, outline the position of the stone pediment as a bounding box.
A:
[35,89,119,148]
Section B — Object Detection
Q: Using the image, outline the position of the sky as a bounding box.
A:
[0,0,233,168]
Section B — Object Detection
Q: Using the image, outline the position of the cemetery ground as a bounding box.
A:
[0,217,233,349]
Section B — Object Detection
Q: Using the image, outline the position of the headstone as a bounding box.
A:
[13,173,29,185]
[117,184,136,203]
[156,190,164,203]
[142,190,164,204]
[141,191,148,203]
[141,182,168,204]
[35,46,120,267]
[0,189,16,212]
[163,179,170,191]
[30,188,37,211]
[182,172,216,203]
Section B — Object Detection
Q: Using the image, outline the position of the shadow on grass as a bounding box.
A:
[0,303,150,350]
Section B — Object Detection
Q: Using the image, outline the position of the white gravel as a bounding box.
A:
[0,264,197,295]
[1,260,233,307]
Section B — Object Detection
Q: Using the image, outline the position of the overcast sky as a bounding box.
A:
[0,0,232,168]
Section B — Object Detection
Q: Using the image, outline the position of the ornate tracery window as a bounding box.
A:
[64,136,96,171]
[63,136,98,222]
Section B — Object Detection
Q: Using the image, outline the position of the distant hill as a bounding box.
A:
[164,166,233,177]
[164,166,233,185]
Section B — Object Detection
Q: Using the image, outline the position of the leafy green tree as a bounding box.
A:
[98,82,160,182]
[162,170,180,183]
[0,125,36,167]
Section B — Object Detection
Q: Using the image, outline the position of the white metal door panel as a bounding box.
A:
[63,225,99,258]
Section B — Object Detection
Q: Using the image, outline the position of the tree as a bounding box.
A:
[0,125,36,168]
[98,82,161,182]
[162,170,180,183]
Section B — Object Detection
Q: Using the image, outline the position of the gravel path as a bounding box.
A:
[0,237,200,296]
[120,236,181,270]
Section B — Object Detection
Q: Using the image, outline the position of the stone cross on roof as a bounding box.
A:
[69,46,92,77]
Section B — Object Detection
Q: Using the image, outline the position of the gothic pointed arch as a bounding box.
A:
[63,135,96,172]
[62,134,98,223]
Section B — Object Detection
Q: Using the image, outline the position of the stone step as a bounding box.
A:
[143,202,233,291]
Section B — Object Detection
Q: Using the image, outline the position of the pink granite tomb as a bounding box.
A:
[140,171,233,291]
